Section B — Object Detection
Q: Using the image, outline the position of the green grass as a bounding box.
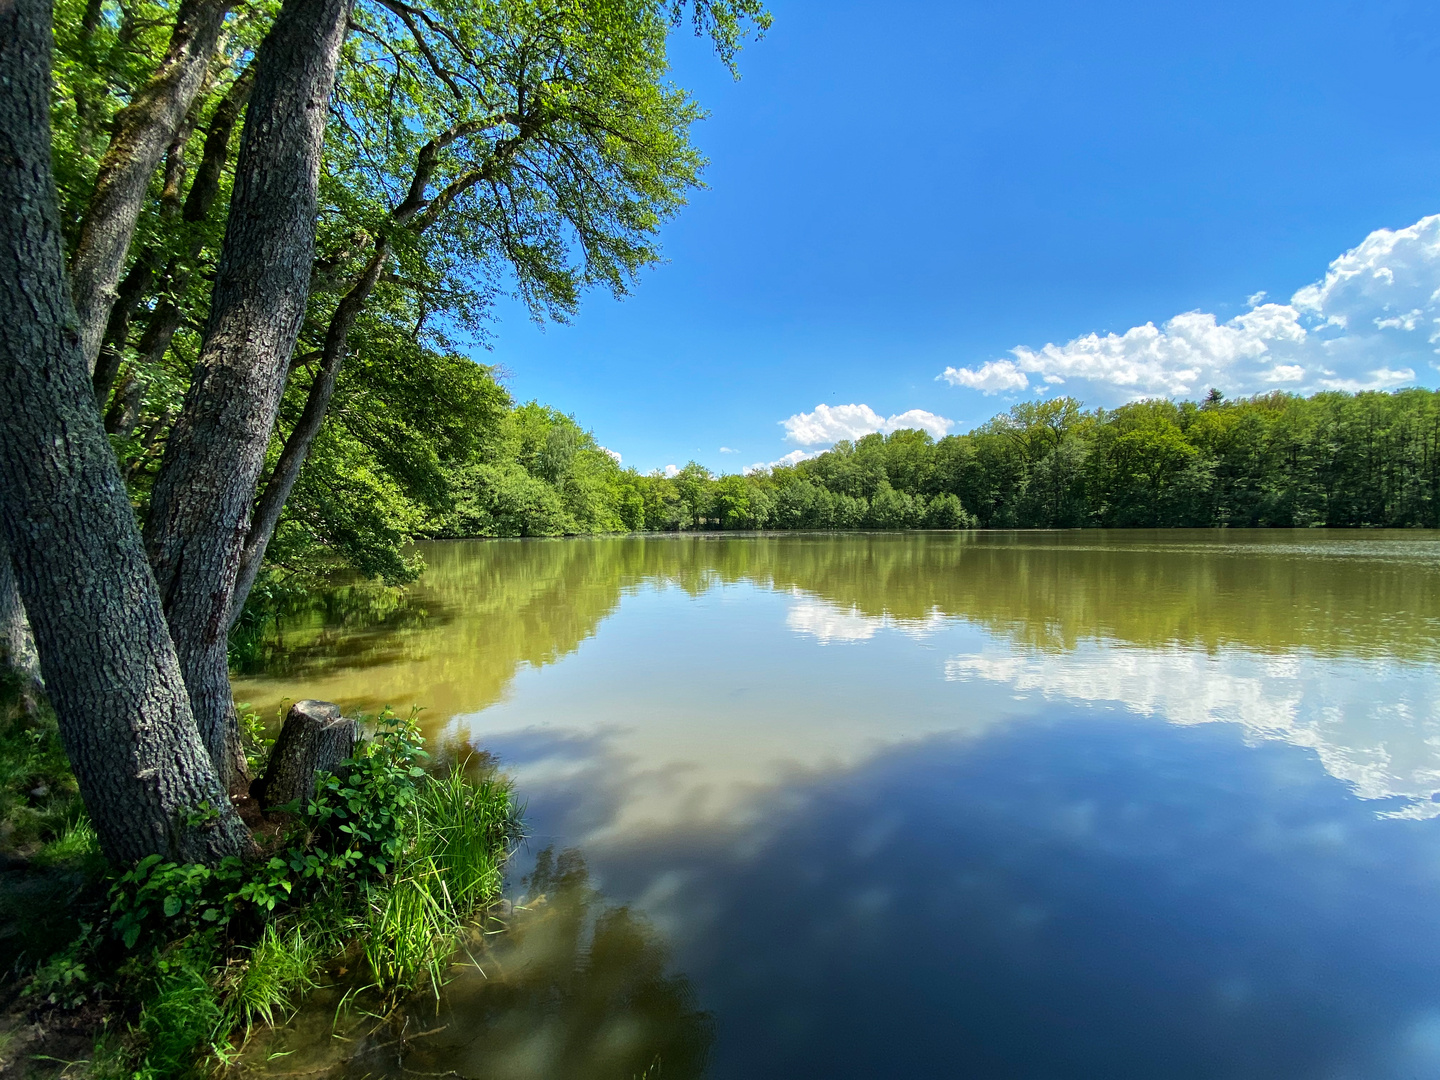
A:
[228,923,324,1029]
[0,695,526,1080]
[416,768,520,909]
[134,941,228,1080]
[31,818,101,868]
[360,765,523,1001]
[0,669,84,854]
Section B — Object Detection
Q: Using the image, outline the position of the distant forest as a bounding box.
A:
[248,386,1440,604]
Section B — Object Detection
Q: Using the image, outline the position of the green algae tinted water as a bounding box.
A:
[235,531,1440,1079]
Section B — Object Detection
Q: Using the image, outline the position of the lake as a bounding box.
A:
[234,530,1440,1079]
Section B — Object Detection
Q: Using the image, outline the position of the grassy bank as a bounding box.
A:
[0,673,523,1078]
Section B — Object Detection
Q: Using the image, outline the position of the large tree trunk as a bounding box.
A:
[144,0,354,790]
[69,0,235,373]
[0,0,254,866]
[229,120,510,621]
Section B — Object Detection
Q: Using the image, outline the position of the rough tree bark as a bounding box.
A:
[144,0,355,791]
[256,700,355,811]
[0,0,254,865]
[91,246,162,406]
[69,0,236,373]
[90,97,204,404]
[104,365,147,436]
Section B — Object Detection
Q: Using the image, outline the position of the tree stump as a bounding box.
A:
[257,700,356,812]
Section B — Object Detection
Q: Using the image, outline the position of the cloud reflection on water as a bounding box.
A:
[784,591,948,644]
[944,643,1440,817]
[234,534,1440,1079]
[507,711,1440,1080]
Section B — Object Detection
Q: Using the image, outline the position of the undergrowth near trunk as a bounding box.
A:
[0,680,524,1078]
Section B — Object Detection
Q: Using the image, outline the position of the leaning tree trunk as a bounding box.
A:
[69,0,235,373]
[144,0,354,791]
[231,246,387,620]
[0,0,254,866]
[256,700,356,811]
[89,96,201,404]
[229,118,523,621]
[96,63,255,409]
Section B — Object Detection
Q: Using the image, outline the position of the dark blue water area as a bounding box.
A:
[528,707,1440,1080]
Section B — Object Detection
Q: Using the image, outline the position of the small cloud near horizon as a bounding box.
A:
[781,403,955,446]
[719,446,739,454]
[744,448,819,475]
[600,446,621,464]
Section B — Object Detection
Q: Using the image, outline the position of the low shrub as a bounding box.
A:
[4,707,525,1078]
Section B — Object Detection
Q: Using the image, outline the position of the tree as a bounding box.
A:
[4,0,771,858]
[229,0,729,613]
[712,474,756,528]
[0,0,251,864]
[60,0,770,788]
[142,0,358,788]
[67,0,241,373]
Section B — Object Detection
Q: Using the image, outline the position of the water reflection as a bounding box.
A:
[234,532,1440,1079]
[599,713,1440,1079]
[234,531,1440,721]
[394,849,713,1080]
[945,644,1440,816]
[243,849,712,1079]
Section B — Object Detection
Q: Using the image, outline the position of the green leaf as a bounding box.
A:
[162,895,182,917]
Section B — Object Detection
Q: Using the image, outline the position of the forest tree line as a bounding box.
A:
[273,385,1440,593]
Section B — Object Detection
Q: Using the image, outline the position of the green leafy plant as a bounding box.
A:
[302,707,429,879]
[237,701,276,777]
[24,944,92,1009]
[18,709,524,1076]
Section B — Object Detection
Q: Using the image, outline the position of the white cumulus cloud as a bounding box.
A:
[600,446,622,464]
[663,464,679,478]
[781,403,955,446]
[938,213,1440,401]
[1318,366,1417,393]
[1260,364,1306,383]
[941,359,1031,393]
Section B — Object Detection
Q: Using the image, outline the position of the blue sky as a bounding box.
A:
[484,0,1440,475]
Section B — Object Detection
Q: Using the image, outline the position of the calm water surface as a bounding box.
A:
[235,531,1440,1079]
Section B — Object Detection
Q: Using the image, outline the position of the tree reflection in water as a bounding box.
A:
[234,532,1440,727]
[247,848,712,1080]
[392,847,712,1080]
